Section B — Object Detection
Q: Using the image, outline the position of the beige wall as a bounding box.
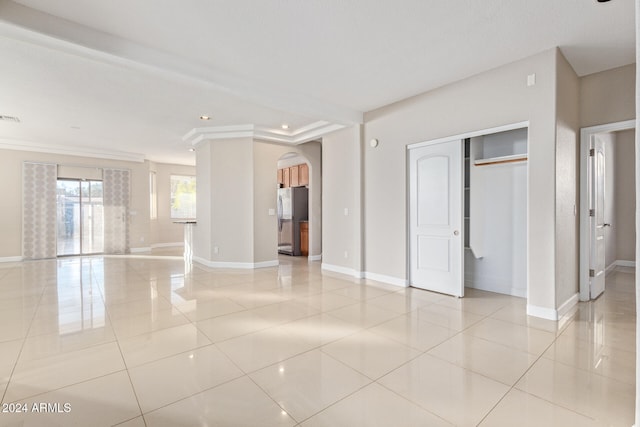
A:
[0,149,150,258]
[555,50,580,308]
[600,133,618,268]
[615,129,636,262]
[194,142,212,260]
[253,140,322,263]
[198,138,255,264]
[194,138,321,266]
[321,126,363,272]
[363,48,557,311]
[580,64,636,127]
[149,162,196,247]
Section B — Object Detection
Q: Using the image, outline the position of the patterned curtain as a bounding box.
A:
[103,168,130,254]
[23,162,57,259]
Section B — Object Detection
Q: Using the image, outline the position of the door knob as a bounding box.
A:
[453,230,459,236]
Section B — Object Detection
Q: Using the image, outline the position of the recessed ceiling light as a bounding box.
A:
[597,0,611,2]
[199,115,211,120]
[71,126,81,130]
[281,124,289,130]
[188,148,196,152]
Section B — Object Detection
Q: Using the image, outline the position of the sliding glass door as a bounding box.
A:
[56,179,104,256]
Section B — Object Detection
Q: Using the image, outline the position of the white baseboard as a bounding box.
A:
[364,271,409,288]
[0,256,22,263]
[605,261,618,275]
[321,263,363,279]
[528,295,578,321]
[308,254,322,262]
[526,304,558,321]
[557,293,579,318]
[151,242,183,248]
[130,247,152,253]
[193,256,278,269]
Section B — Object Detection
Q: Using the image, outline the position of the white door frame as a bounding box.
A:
[579,119,636,301]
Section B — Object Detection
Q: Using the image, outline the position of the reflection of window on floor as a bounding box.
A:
[170,175,196,219]
[57,258,106,335]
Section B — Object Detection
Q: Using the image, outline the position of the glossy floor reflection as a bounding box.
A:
[0,256,635,426]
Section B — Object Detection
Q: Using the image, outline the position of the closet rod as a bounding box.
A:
[474,156,527,167]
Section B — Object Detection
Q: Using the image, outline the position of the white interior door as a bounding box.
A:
[409,140,464,297]
[589,136,606,299]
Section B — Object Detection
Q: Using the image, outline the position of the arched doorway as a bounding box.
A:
[276,152,312,257]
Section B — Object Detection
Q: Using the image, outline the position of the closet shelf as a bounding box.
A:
[474,153,527,166]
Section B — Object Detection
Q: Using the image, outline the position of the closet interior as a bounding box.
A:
[464,127,528,297]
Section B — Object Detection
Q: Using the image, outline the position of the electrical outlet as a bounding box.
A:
[527,73,536,86]
[214,246,219,254]
[344,208,349,216]
[344,251,348,259]
[140,237,145,242]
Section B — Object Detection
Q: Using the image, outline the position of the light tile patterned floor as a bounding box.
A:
[0,256,635,426]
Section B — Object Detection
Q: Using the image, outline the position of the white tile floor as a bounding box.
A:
[0,256,635,426]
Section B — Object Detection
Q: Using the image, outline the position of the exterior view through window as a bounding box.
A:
[170,175,196,219]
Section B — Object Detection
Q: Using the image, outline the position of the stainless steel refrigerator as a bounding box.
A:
[277,187,308,255]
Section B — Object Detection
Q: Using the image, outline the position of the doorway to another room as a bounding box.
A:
[580,120,636,301]
[56,179,104,256]
[277,153,310,258]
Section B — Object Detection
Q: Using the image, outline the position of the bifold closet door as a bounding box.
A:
[409,140,464,297]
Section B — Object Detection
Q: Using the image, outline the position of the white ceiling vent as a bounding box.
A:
[0,115,20,123]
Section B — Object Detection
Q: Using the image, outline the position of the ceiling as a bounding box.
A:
[0,0,635,165]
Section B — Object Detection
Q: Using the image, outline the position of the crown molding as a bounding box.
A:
[183,122,347,146]
[0,138,146,163]
[0,1,363,125]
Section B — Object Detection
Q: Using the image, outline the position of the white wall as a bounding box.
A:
[363,48,557,312]
[321,126,363,274]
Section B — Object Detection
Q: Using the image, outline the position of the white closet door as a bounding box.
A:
[409,140,464,297]
[103,168,130,254]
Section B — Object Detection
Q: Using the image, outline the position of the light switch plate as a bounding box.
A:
[268,208,275,216]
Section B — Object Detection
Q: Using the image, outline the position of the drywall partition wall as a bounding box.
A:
[0,148,150,259]
[364,48,557,313]
[580,63,636,128]
[321,126,363,275]
[555,49,580,312]
[151,162,196,247]
[193,138,254,266]
[615,129,636,262]
[252,140,321,264]
[194,142,212,261]
[465,129,528,297]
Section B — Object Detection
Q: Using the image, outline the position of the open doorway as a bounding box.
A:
[276,153,310,257]
[580,120,636,301]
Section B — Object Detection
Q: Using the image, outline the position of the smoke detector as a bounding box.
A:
[0,115,20,123]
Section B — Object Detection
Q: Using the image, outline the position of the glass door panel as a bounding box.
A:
[81,181,104,254]
[57,179,104,256]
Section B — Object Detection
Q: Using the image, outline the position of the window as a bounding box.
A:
[170,175,196,219]
[149,172,157,220]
